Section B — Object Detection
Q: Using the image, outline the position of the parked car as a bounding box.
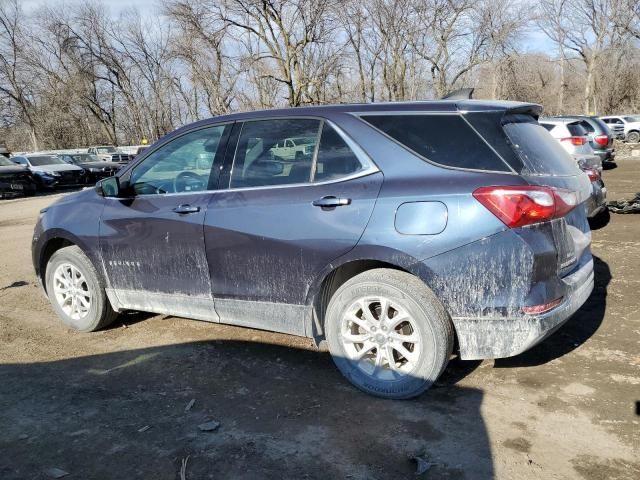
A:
[598,117,625,139]
[87,146,131,164]
[11,154,85,190]
[0,156,36,198]
[539,118,594,155]
[552,116,615,165]
[32,100,594,399]
[133,146,148,159]
[580,167,607,218]
[599,115,640,143]
[270,136,316,161]
[59,153,120,183]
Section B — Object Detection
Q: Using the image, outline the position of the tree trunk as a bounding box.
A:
[29,126,38,152]
[558,53,565,114]
[584,59,594,115]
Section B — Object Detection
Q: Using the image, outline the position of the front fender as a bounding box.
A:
[32,189,106,287]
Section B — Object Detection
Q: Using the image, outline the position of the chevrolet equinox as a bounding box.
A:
[32,101,594,399]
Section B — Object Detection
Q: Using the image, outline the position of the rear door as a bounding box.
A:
[203,118,383,336]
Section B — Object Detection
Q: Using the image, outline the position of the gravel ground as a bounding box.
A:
[0,161,639,480]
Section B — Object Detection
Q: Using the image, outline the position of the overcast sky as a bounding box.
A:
[22,0,161,14]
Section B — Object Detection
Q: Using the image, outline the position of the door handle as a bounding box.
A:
[173,204,201,214]
[312,196,352,208]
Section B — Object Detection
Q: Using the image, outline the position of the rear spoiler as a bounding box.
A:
[505,104,543,119]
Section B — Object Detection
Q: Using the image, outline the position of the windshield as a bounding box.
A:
[97,147,117,154]
[28,156,67,166]
[624,116,640,123]
[0,157,15,166]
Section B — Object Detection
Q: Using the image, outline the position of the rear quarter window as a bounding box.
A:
[578,120,595,133]
[360,114,510,172]
[567,123,587,136]
[502,116,581,177]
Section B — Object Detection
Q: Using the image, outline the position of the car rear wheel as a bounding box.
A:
[626,131,640,143]
[325,268,454,399]
[45,246,118,332]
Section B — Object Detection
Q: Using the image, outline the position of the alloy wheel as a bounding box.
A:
[340,296,422,381]
[52,263,92,320]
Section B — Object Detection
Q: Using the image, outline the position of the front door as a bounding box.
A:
[100,124,231,320]
[204,118,383,336]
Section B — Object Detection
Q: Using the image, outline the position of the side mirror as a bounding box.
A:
[96,176,121,197]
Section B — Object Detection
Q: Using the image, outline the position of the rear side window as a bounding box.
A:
[540,123,555,132]
[502,116,580,176]
[361,114,510,172]
[314,123,363,182]
[230,119,320,188]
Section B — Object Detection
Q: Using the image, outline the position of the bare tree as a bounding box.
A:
[0,0,40,149]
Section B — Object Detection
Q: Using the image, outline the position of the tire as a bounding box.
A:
[325,269,454,399]
[626,131,640,143]
[45,245,118,332]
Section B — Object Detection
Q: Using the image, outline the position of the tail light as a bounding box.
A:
[522,297,563,315]
[473,185,578,228]
[594,135,609,146]
[560,136,587,146]
[583,168,600,182]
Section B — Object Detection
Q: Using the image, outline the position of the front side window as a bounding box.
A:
[131,125,226,195]
[230,119,321,188]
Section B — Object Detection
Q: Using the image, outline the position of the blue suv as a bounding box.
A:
[32,101,594,399]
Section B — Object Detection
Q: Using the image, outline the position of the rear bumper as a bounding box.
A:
[452,258,594,360]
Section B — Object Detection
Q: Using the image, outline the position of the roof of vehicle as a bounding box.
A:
[553,115,609,125]
[200,100,542,124]
[539,118,581,125]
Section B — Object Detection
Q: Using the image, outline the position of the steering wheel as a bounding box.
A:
[174,171,206,193]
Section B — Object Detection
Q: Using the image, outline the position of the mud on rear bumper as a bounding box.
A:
[452,259,594,360]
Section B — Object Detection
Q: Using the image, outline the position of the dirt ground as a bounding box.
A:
[1,161,639,480]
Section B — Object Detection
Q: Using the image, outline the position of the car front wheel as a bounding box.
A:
[325,268,454,399]
[45,246,118,331]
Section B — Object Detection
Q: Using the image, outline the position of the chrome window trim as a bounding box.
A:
[126,116,379,199]
[108,169,380,200]
[225,117,378,191]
